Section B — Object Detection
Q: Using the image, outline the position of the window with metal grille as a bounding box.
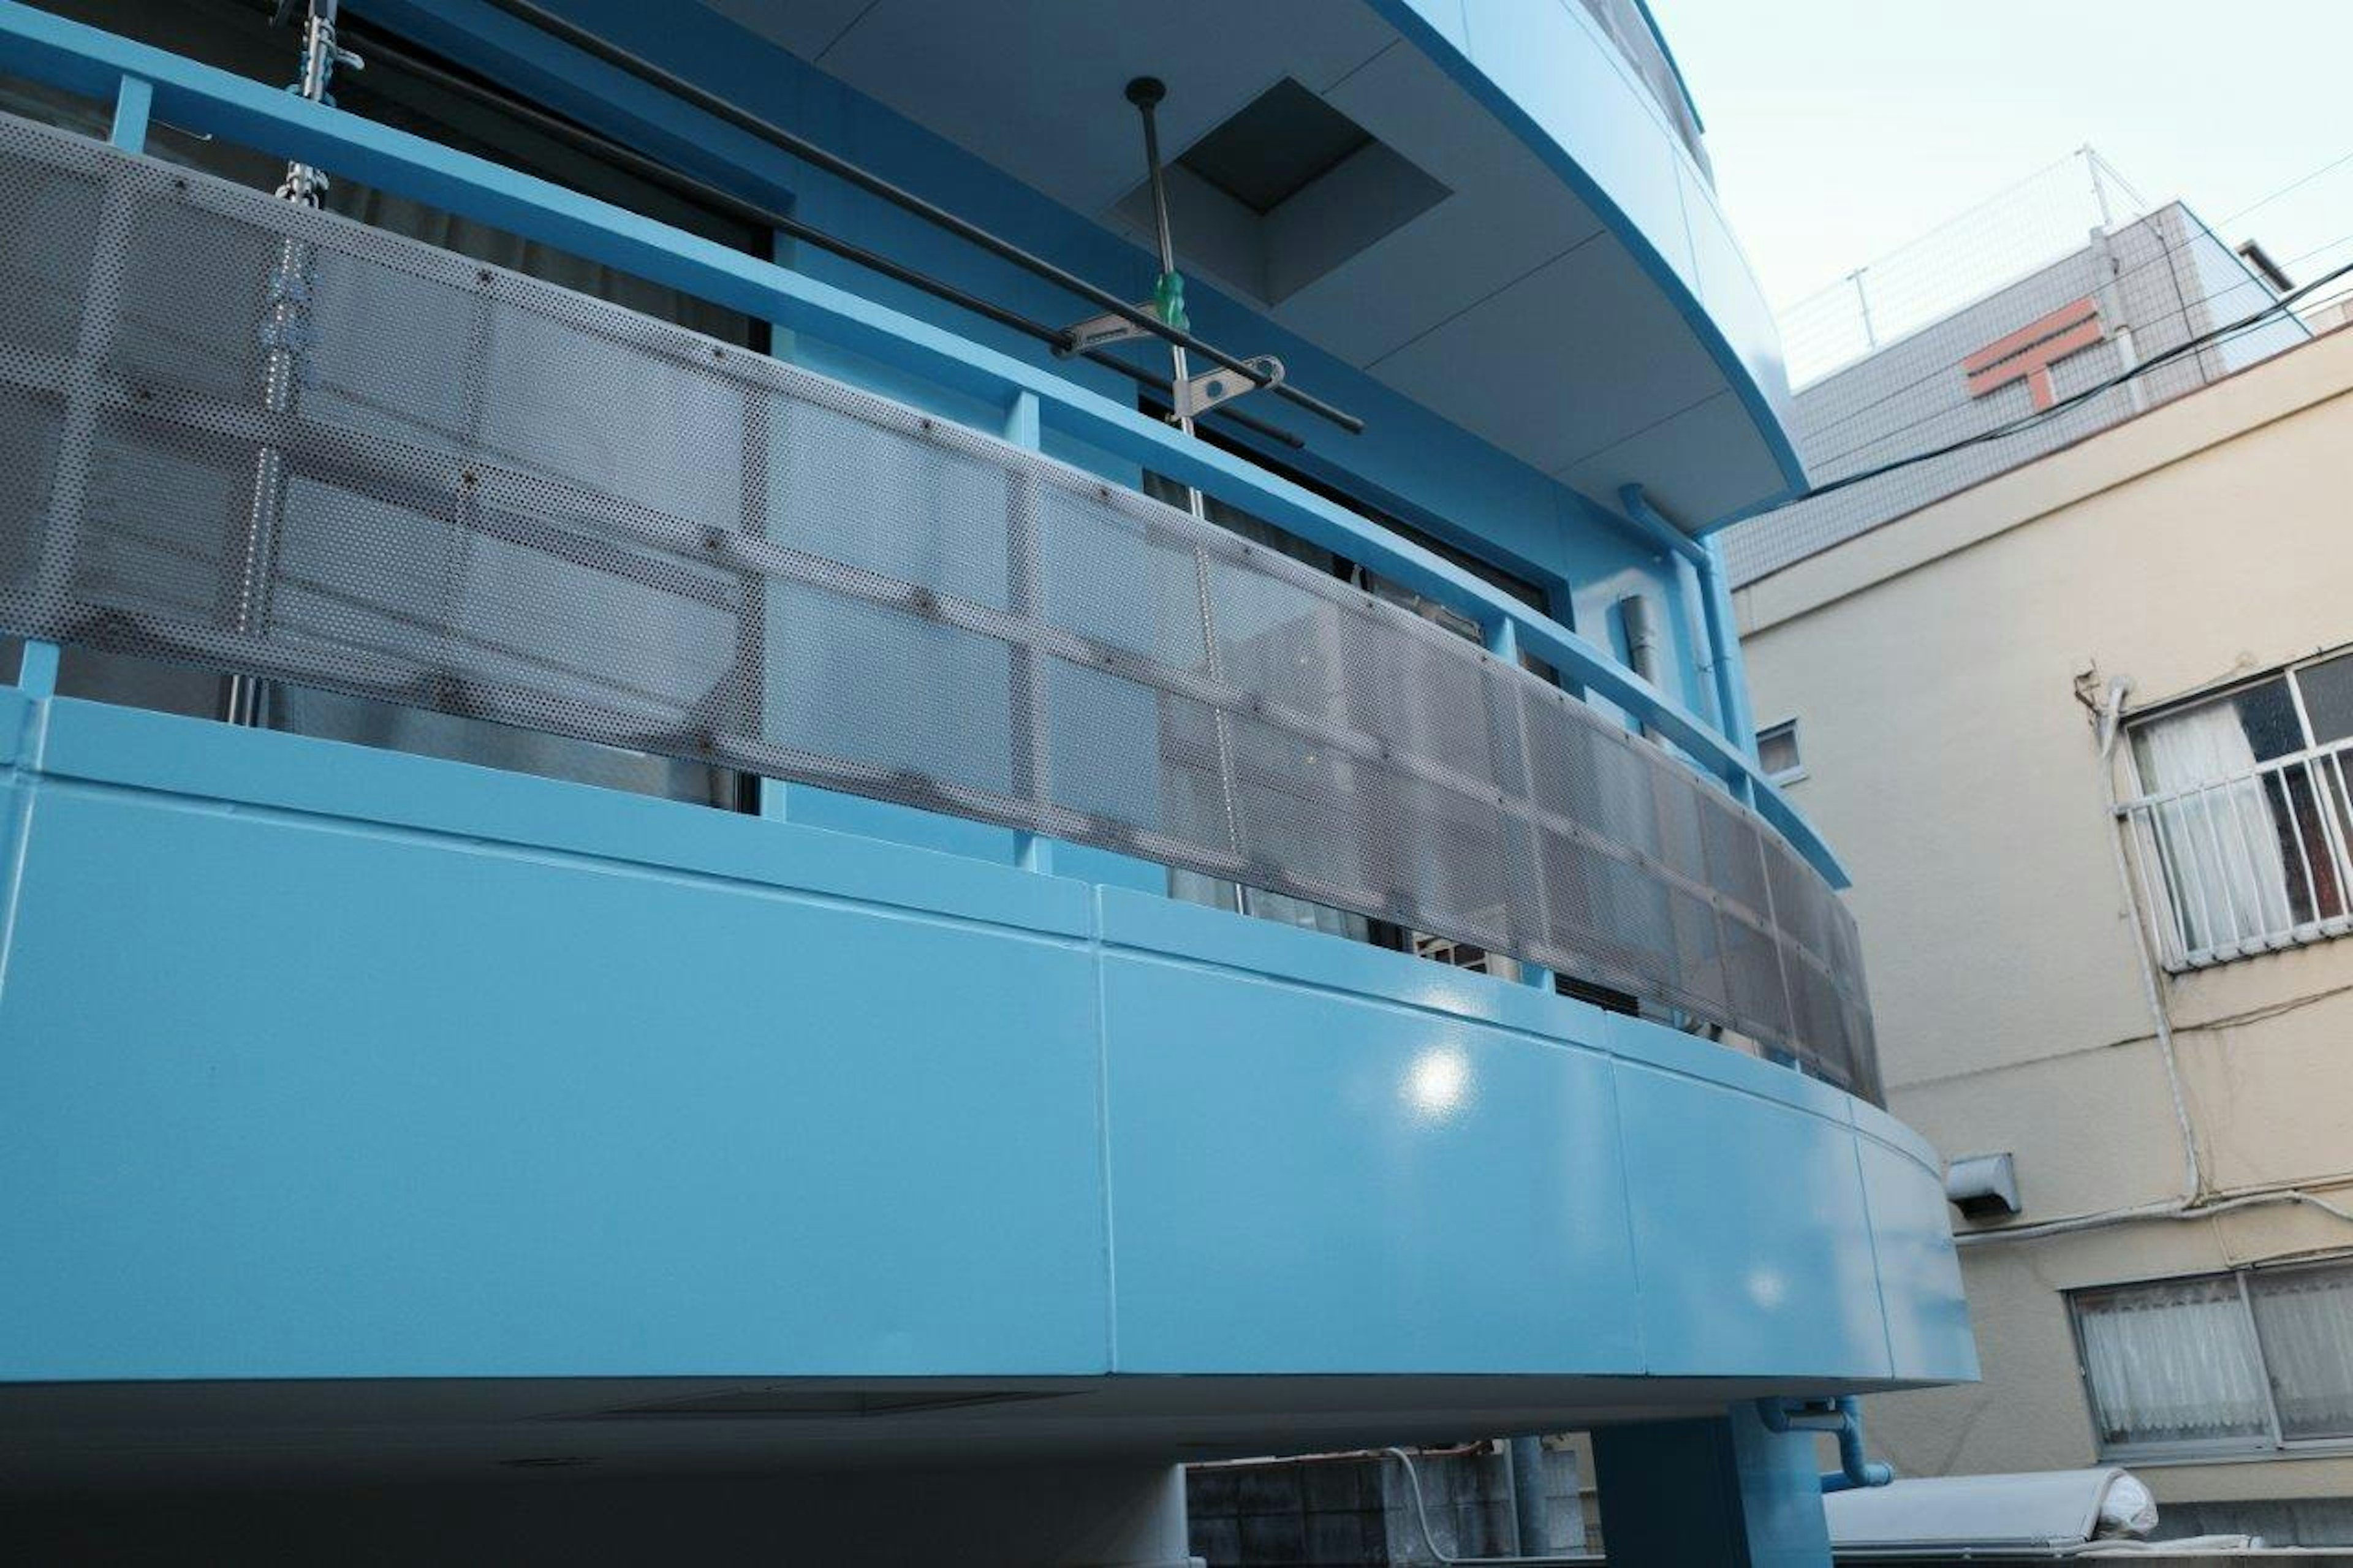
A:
[2120,647,2353,969]
[2069,1260,2353,1458]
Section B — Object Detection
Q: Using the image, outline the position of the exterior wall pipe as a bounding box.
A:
[1758,1396,1893,1493]
[1620,484,1757,768]
[1699,534,1761,770]
[1822,1396,1895,1493]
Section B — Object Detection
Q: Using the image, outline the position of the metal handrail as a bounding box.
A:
[2117,736,2353,969]
[474,0,1365,437]
[0,0,1847,889]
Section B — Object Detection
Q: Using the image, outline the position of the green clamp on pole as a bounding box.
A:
[1151,268,1189,334]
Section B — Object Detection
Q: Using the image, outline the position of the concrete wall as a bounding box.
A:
[1735,322,2353,1530]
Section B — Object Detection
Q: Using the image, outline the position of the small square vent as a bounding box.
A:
[1116,78,1449,306]
[1177,78,1374,216]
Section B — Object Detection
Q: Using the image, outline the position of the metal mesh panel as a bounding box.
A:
[0,113,1881,1097]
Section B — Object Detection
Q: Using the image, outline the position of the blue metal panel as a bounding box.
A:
[1854,1132,1979,1384]
[1096,887,1641,1374]
[0,701,1965,1385]
[1612,1056,1895,1380]
[0,703,1108,1380]
[1366,0,1804,498]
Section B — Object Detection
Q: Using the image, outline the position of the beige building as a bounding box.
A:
[1737,322,2353,1542]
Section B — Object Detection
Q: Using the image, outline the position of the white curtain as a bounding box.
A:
[2136,700,2294,954]
[2075,1276,2272,1447]
[2249,1265,2353,1440]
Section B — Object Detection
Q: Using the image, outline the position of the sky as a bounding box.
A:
[1665,0,2353,319]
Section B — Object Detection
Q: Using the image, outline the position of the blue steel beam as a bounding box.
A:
[0,0,1846,887]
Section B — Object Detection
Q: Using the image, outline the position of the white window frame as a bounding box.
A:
[2067,1257,2353,1464]
[2118,649,2353,971]
[1756,716,1805,785]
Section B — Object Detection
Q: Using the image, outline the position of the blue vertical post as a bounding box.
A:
[758,226,794,824]
[110,72,152,150]
[1004,390,1052,874]
[1699,534,1759,768]
[1482,615,1553,992]
[1668,550,1721,730]
[18,74,154,702]
[1619,485,1759,804]
[1590,1403,1834,1566]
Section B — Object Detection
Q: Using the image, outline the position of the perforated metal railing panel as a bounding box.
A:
[0,113,1879,1101]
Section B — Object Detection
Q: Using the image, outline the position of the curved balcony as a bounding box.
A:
[0,687,1972,1404]
[0,96,1870,1096]
[0,4,1972,1431]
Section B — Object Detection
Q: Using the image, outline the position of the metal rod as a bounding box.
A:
[226,0,346,726]
[471,0,1364,435]
[1128,78,1205,519]
[337,25,1304,452]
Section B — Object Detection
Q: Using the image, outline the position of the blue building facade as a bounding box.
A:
[0,1,1972,1560]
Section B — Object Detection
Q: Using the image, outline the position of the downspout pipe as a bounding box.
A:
[1618,485,1758,770]
[1758,1396,1893,1494]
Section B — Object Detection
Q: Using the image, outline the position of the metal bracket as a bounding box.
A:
[1057,303,1164,356]
[1174,355,1283,420]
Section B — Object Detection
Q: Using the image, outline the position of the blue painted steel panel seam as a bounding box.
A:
[1101,882,1866,1121]
[1848,1118,1944,1182]
[0,692,51,1020]
[1088,887,1121,1371]
[71,776,1097,964]
[1843,1119,1906,1385]
[31,702,1095,943]
[34,775,1099,957]
[1104,946,1618,1069]
[1599,1051,1656,1375]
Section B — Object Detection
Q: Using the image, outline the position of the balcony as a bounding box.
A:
[0,2,1972,1493]
[0,83,1874,1097]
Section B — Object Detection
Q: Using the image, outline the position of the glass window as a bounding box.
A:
[2248,1263,2353,1441]
[1757,719,1803,782]
[2072,1261,2353,1456]
[2126,670,2351,963]
[2074,1276,2273,1451]
[2130,677,2298,794]
[2295,650,2353,747]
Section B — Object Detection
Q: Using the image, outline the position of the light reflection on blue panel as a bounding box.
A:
[1613,1059,1893,1379]
[1857,1134,1979,1382]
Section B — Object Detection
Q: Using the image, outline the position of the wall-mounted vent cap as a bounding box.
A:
[1946,1151,2021,1221]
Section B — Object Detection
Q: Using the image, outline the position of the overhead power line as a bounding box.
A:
[1790,143,2353,452]
[1794,254,2353,504]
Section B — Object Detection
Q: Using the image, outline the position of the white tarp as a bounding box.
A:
[1826,1468,2158,1550]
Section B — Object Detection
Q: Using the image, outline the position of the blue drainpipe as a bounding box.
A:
[1616,485,1759,776]
[1759,1396,1895,1493]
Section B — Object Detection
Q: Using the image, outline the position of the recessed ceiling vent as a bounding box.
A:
[1116,78,1449,306]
